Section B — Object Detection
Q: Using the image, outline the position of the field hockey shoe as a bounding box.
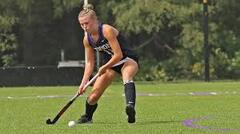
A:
[77,114,93,124]
[126,104,136,123]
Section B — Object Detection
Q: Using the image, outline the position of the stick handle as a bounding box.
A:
[71,73,99,101]
[83,73,99,89]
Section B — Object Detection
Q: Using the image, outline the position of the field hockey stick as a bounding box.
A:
[46,73,99,125]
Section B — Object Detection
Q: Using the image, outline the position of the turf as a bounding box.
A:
[0,81,240,134]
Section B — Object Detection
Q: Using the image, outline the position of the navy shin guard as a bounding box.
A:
[124,82,136,107]
[85,101,98,120]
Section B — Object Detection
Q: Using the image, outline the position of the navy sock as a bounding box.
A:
[124,82,136,107]
[85,101,98,120]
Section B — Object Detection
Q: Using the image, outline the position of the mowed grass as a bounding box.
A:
[0,81,240,134]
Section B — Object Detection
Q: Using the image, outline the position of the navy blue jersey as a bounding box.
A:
[87,23,138,63]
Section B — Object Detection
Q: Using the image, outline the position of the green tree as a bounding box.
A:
[0,1,19,66]
[106,0,240,80]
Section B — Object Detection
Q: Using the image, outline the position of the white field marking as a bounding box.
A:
[7,96,13,99]
[0,91,239,100]
[123,91,240,97]
[0,95,86,100]
[210,92,217,95]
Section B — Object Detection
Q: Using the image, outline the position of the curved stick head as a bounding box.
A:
[46,119,54,125]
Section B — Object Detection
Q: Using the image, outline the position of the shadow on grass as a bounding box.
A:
[137,120,181,125]
[93,120,181,125]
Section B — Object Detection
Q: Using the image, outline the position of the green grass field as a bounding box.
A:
[1,81,240,134]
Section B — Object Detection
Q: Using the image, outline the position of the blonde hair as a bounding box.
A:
[78,4,97,19]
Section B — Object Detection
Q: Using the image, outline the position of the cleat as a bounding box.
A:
[126,104,136,123]
[77,114,93,124]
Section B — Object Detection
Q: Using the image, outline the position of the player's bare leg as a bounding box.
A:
[78,69,116,124]
[121,59,139,123]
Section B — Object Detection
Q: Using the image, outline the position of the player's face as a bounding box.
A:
[79,15,95,33]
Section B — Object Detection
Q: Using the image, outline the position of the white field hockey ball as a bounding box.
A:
[68,121,76,127]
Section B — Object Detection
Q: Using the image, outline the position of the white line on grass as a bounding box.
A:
[133,91,239,97]
[0,95,81,100]
[0,91,239,100]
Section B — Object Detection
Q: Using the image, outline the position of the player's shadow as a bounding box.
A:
[137,120,181,125]
[95,120,181,125]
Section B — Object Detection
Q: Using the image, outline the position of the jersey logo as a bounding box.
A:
[94,43,113,55]
[94,43,110,51]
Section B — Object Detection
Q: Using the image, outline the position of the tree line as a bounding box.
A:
[1,0,240,81]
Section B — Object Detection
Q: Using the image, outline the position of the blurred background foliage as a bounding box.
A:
[0,0,240,81]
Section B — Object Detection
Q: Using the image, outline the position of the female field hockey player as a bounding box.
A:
[77,4,139,124]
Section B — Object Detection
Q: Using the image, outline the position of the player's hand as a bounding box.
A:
[78,81,88,95]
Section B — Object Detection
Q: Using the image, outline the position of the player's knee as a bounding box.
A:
[123,80,134,85]
[122,70,137,81]
[88,92,100,104]
[104,69,115,79]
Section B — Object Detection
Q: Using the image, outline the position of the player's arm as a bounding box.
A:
[98,25,123,74]
[79,35,95,91]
